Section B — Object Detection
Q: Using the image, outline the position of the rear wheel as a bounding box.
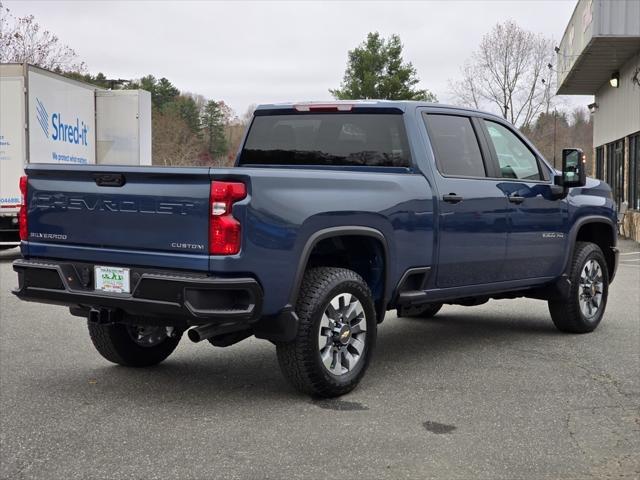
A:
[276,267,377,397]
[548,242,609,333]
[88,322,182,367]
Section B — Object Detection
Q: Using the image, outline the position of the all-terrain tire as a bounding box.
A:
[548,241,609,333]
[276,267,377,397]
[88,322,182,367]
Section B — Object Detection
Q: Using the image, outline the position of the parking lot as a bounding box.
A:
[1,241,638,480]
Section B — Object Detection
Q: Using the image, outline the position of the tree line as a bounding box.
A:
[1,1,592,169]
[63,72,247,167]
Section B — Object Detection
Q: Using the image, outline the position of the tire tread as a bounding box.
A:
[276,267,375,397]
[88,322,181,367]
[548,241,609,334]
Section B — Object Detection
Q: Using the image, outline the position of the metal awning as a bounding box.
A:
[557,37,640,94]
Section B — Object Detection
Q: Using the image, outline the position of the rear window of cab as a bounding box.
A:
[239,113,411,168]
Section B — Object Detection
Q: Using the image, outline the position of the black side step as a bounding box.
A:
[397,290,429,305]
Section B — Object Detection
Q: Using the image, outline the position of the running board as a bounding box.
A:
[397,290,429,305]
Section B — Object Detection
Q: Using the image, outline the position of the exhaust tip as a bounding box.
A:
[187,328,202,343]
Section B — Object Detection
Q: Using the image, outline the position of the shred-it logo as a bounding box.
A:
[34,97,89,146]
[35,98,49,138]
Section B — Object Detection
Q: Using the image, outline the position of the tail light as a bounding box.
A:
[19,175,28,241]
[209,181,246,255]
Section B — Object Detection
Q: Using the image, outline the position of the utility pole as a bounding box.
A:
[553,108,558,170]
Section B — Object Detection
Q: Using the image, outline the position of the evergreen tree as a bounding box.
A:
[202,100,228,161]
[127,75,179,110]
[331,32,436,101]
[165,95,201,133]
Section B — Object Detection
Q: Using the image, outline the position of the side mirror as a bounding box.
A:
[560,148,587,188]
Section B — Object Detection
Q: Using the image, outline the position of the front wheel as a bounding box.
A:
[276,267,377,397]
[88,322,182,367]
[548,242,609,333]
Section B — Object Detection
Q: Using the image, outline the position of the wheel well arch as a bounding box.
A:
[573,219,617,280]
[290,227,389,321]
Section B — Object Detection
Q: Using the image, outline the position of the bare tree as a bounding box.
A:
[152,110,204,166]
[450,20,555,128]
[521,107,592,172]
[216,100,237,125]
[183,92,208,114]
[451,62,482,109]
[0,1,85,71]
[240,104,257,126]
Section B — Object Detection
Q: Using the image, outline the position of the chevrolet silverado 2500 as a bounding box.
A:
[13,101,619,397]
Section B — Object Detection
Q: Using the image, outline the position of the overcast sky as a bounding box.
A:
[6,0,591,116]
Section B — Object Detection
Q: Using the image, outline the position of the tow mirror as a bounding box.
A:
[559,148,586,188]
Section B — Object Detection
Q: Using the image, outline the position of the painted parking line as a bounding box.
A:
[620,251,640,256]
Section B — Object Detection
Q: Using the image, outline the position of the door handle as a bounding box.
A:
[443,194,463,204]
[508,195,525,204]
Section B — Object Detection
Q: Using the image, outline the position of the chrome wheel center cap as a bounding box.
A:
[338,325,351,345]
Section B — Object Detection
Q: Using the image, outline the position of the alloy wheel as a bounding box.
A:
[318,293,367,376]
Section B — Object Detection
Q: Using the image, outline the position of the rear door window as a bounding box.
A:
[424,114,486,177]
[239,113,411,167]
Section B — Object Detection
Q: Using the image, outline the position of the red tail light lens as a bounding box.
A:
[19,175,28,241]
[209,181,246,255]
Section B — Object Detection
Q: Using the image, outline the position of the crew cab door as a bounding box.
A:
[479,119,567,280]
[422,113,509,288]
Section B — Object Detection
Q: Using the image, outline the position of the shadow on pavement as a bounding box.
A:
[0,247,21,263]
[23,309,562,407]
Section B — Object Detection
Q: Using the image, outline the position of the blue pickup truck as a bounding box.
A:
[13,101,619,397]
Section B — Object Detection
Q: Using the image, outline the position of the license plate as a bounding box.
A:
[95,266,130,293]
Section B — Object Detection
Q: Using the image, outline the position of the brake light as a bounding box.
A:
[19,175,28,241]
[209,181,246,255]
[293,103,353,112]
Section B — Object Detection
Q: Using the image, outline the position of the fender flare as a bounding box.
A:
[563,215,617,276]
[288,226,391,320]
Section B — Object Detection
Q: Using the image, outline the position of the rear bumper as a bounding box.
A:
[12,258,263,326]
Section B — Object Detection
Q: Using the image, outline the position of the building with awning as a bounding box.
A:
[557,0,640,240]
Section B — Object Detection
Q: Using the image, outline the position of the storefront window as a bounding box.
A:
[595,146,604,180]
[606,140,625,209]
[629,133,640,211]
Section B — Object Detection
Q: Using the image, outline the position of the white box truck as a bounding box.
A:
[0,64,151,249]
[96,90,151,166]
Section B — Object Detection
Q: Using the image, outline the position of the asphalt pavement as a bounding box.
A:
[1,241,638,480]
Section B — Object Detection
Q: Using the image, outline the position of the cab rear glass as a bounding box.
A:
[239,113,411,168]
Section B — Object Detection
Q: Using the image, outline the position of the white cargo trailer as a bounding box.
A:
[0,68,25,247]
[96,90,152,166]
[0,64,151,248]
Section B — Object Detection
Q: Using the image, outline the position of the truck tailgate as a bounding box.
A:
[24,164,212,268]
